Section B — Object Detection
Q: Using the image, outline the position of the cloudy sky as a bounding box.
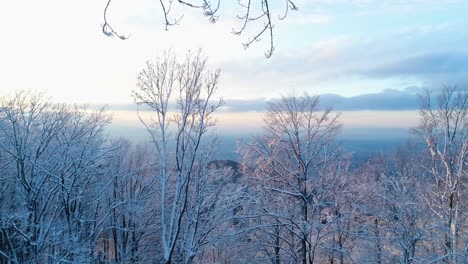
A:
[1,0,467,135]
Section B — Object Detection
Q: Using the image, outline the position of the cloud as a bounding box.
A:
[2,0,468,106]
[188,90,422,112]
[320,89,420,110]
[362,51,468,78]
[398,22,450,35]
[218,17,468,98]
[284,13,332,25]
[219,99,270,112]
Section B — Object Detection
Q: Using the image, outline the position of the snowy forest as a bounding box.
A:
[0,51,467,264]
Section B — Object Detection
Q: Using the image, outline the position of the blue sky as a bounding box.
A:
[0,0,467,133]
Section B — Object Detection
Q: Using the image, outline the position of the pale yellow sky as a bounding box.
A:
[108,109,420,139]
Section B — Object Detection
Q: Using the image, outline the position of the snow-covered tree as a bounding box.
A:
[413,87,468,263]
[0,91,111,263]
[241,93,343,264]
[133,49,225,263]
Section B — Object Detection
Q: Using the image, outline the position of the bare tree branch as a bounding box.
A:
[102,0,297,57]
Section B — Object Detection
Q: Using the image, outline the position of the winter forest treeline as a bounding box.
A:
[0,51,467,264]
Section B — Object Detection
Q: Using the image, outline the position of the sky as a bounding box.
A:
[1,0,467,137]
